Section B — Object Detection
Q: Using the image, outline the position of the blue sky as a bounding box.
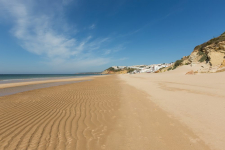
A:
[0,0,225,73]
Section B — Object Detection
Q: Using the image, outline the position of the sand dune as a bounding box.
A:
[0,75,212,150]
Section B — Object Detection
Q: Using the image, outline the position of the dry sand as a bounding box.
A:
[0,72,220,149]
[119,66,225,150]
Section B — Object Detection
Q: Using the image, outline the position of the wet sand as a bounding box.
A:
[0,80,89,97]
[0,75,94,84]
[0,76,98,89]
[0,75,211,150]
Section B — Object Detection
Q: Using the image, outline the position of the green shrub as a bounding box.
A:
[127,68,135,73]
[197,51,205,56]
[199,54,207,62]
[159,67,165,71]
[173,59,183,70]
[107,67,122,72]
[107,67,115,71]
[194,45,201,50]
[167,67,172,71]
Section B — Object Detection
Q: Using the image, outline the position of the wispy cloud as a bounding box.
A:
[102,45,125,57]
[119,57,128,61]
[104,50,111,55]
[118,29,141,37]
[118,8,181,38]
[89,24,95,29]
[0,0,118,71]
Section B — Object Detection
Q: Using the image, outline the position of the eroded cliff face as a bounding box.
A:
[206,41,225,66]
[159,32,225,73]
[189,33,225,73]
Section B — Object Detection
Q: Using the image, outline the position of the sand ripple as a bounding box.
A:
[0,76,120,150]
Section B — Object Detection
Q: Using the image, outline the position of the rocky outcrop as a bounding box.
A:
[204,41,225,66]
[189,52,201,64]
[188,32,225,73]
[159,32,225,73]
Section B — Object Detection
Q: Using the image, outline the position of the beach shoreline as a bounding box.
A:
[0,74,101,84]
[0,75,104,89]
[0,80,90,97]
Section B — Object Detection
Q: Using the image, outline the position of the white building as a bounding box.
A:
[110,63,173,74]
[112,66,127,70]
[118,66,127,69]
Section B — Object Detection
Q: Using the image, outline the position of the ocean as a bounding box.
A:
[0,74,97,96]
[0,74,98,84]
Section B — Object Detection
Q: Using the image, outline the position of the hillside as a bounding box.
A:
[189,32,225,72]
[102,32,225,74]
[102,67,135,74]
[159,32,225,73]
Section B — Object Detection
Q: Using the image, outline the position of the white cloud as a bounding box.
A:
[0,0,115,71]
[0,0,78,58]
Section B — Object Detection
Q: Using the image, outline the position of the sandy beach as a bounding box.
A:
[119,66,225,150]
[1,0,224,149]
[0,70,224,150]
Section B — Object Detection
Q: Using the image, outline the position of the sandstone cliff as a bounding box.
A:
[159,32,225,73]
[188,32,225,72]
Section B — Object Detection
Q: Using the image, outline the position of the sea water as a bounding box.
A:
[0,74,98,84]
